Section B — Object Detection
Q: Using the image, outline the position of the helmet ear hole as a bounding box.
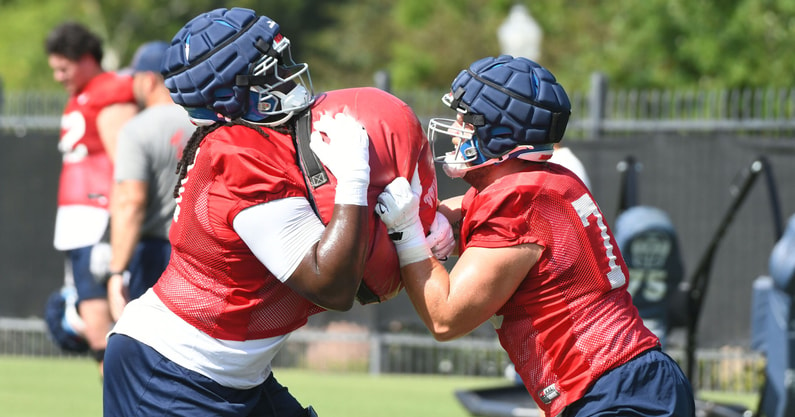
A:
[246,90,276,119]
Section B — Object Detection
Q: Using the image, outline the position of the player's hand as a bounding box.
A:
[310,113,370,206]
[426,211,456,261]
[376,177,432,266]
[106,273,128,322]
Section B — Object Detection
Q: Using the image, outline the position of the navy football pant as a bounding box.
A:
[104,334,307,417]
[68,246,107,302]
[563,348,696,417]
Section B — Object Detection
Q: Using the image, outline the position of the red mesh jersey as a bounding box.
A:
[155,87,437,341]
[57,72,134,208]
[460,162,659,417]
[155,124,320,341]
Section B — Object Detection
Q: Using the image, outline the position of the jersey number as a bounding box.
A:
[627,268,667,302]
[59,111,88,163]
[173,147,200,223]
[572,194,626,289]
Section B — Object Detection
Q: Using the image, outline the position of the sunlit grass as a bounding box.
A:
[0,356,762,417]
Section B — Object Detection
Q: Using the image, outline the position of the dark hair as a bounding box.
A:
[44,22,103,63]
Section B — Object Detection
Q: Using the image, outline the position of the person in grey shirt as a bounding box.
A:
[107,41,194,320]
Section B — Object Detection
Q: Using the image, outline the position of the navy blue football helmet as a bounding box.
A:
[162,7,313,126]
[44,286,89,353]
[428,55,570,177]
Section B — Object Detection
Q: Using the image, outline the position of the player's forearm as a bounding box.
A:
[438,196,463,225]
[437,196,463,253]
[109,203,145,273]
[304,204,369,310]
[400,258,467,341]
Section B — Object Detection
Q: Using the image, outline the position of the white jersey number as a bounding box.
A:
[59,111,88,163]
[572,193,626,289]
[173,147,200,223]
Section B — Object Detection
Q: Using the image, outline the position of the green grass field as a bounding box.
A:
[0,356,760,417]
[0,356,507,417]
[0,357,103,417]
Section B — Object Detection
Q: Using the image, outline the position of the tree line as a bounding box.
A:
[1,0,792,95]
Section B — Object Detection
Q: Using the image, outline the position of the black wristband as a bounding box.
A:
[100,270,125,286]
[90,348,106,363]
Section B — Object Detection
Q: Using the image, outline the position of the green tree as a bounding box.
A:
[305,0,516,93]
[0,0,335,91]
[529,0,795,90]
[3,0,795,94]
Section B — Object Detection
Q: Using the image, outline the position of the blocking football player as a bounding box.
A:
[376,55,696,417]
[103,7,450,417]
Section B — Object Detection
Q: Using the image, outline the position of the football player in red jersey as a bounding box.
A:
[376,55,696,417]
[45,21,138,375]
[103,7,450,417]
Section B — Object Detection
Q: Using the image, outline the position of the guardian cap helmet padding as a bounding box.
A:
[429,55,570,175]
[162,7,313,126]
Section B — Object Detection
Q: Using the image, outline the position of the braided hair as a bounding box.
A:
[173,121,277,198]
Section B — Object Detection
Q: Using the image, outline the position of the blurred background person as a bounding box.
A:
[45,21,138,375]
[106,41,193,320]
[549,142,591,190]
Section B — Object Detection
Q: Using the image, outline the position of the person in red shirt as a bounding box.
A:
[103,7,449,417]
[45,21,138,375]
[376,55,695,417]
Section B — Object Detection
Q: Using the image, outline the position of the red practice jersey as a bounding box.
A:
[155,87,437,341]
[460,162,659,417]
[57,72,134,208]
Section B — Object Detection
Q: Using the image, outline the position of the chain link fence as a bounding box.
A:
[6,81,795,137]
[0,317,765,396]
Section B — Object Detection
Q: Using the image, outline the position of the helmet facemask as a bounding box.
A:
[242,34,314,126]
[430,91,554,179]
[428,116,488,179]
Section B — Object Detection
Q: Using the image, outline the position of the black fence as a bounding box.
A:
[305,132,795,351]
[1,125,793,352]
[0,131,61,318]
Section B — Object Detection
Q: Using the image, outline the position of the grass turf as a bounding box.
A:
[0,356,506,417]
[0,356,761,416]
[0,357,102,417]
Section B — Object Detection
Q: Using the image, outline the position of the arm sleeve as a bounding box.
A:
[233,197,325,282]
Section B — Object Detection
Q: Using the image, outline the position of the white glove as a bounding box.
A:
[426,211,455,261]
[376,177,432,266]
[310,113,370,206]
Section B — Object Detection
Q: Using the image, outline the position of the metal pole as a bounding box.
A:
[588,72,607,140]
[374,70,391,93]
[682,158,764,379]
[369,333,382,375]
